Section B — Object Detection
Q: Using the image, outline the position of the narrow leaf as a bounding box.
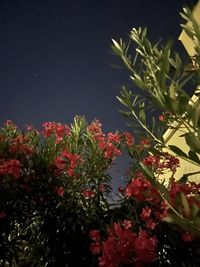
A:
[188,150,200,164]
[180,192,190,217]
[168,145,188,158]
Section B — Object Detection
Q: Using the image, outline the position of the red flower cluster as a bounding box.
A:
[102,142,121,159]
[42,121,71,144]
[124,172,168,229]
[142,153,180,173]
[54,150,81,176]
[0,159,21,179]
[9,135,34,155]
[82,188,95,198]
[4,120,17,130]
[87,119,103,135]
[88,120,134,160]
[54,186,65,197]
[90,220,157,267]
[123,131,134,147]
[125,172,153,201]
[134,229,158,264]
[140,203,168,230]
[170,180,200,199]
[137,138,151,151]
[88,120,122,160]
[182,232,194,242]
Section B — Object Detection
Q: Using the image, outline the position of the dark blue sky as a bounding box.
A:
[0,0,197,132]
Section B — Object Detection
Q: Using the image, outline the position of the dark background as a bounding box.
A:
[0,0,197,190]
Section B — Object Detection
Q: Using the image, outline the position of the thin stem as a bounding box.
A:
[131,110,162,144]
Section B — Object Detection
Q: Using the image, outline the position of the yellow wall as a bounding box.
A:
[163,0,200,183]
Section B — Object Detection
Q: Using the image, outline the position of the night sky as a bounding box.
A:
[0,0,198,189]
[0,0,197,130]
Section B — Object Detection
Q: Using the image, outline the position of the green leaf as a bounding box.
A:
[188,150,200,164]
[162,212,194,233]
[112,39,122,52]
[159,48,170,87]
[119,110,131,117]
[135,48,145,57]
[175,53,182,70]
[138,101,146,124]
[140,162,170,201]
[164,95,179,113]
[194,218,200,228]
[191,203,200,218]
[130,76,147,90]
[169,83,176,100]
[117,96,130,108]
[140,162,156,186]
[180,192,190,217]
[177,175,188,184]
[163,216,175,224]
[193,105,200,128]
[168,145,188,158]
[185,133,200,153]
[181,24,194,40]
[132,95,140,107]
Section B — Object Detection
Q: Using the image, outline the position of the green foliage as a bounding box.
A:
[0,117,130,266]
[112,5,200,241]
[112,6,200,151]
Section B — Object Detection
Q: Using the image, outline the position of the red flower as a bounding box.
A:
[159,114,165,121]
[99,183,106,192]
[104,143,121,159]
[182,232,194,242]
[0,159,21,179]
[87,120,103,135]
[90,242,101,255]
[99,222,136,267]
[88,121,122,160]
[142,153,180,174]
[138,138,151,151]
[54,156,66,170]
[5,120,13,125]
[146,219,156,230]
[82,188,95,198]
[140,206,152,220]
[9,135,34,155]
[107,132,121,144]
[4,120,17,129]
[54,150,81,177]
[118,186,124,193]
[42,121,71,143]
[54,186,65,197]
[165,154,180,172]
[42,121,54,137]
[122,219,132,229]
[89,229,101,241]
[0,211,6,219]
[123,131,134,147]
[134,230,157,264]
[125,173,150,201]
[55,124,71,144]
[25,124,34,131]
[92,220,158,267]
[142,155,161,168]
